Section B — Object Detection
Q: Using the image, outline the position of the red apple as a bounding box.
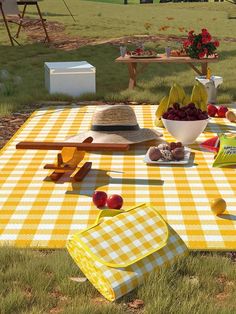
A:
[217,105,228,118]
[92,191,107,208]
[207,104,218,117]
[106,194,123,209]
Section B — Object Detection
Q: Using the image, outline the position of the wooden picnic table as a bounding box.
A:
[115,54,219,89]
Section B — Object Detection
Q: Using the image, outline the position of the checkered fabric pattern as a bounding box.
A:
[0,104,236,250]
[67,204,188,301]
[79,204,168,266]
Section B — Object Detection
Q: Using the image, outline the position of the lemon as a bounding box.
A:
[210,198,227,215]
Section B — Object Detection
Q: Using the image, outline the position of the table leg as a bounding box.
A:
[0,3,14,46]
[188,63,202,76]
[36,3,50,42]
[127,63,137,89]
[201,62,208,76]
[16,4,27,38]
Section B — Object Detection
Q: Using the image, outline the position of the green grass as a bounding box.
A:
[85,0,160,5]
[1,247,236,314]
[0,40,235,115]
[0,2,236,115]
[23,2,236,39]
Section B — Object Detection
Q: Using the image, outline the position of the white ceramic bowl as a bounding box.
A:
[161,118,209,145]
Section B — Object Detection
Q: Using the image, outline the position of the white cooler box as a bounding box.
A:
[45,61,96,97]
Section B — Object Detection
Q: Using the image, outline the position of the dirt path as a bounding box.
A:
[23,20,236,51]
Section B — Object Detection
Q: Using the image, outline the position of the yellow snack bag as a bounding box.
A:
[213,134,236,167]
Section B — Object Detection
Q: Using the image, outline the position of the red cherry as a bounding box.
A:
[92,191,107,208]
[178,111,186,119]
[217,105,228,118]
[106,194,123,209]
[187,102,196,109]
[167,114,175,120]
[162,112,168,119]
[207,104,218,117]
[198,113,206,120]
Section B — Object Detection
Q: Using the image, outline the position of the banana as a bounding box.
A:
[155,95,169,128]
[190,84,201,109]
[182,95,191,106]
[155,83,207,122]
[155,118,164,128]
[155,95,169,119]
[199,101,207,112]
[197,82,208,111]
[168,85,180,106]
[174,83,186,104]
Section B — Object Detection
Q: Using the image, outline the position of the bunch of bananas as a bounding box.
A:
[155,82,208,127]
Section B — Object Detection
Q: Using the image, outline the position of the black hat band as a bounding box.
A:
[91,124,140,131]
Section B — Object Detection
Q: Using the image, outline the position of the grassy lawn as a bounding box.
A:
[85,0,161,4]
[27,1,236,39]
[1,40,236,116]
[85,0,160,5]
[1,247,236,314]
[0,2,236,114]
[1,1,236,313]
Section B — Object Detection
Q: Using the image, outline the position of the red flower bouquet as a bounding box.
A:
[183,29,219,59]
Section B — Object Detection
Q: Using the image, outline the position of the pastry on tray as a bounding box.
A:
[144,141,192,165]
[170,49,188,57]
[126,48,158,58]
[148,142,185,162]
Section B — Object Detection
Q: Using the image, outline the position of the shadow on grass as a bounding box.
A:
[217,49,236,60]
[29,12,77,17]
[116,287,140,305]
[217,86,236,100]
[134,63,194,93]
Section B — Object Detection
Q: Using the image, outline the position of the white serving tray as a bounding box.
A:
[144,147,191,165]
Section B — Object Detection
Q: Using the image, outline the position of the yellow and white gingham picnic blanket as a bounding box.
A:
[67,203,188,301]
[0,104,236,250]
[77,204,169,267]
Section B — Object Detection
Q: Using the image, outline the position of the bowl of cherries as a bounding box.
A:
[161,102,209,145]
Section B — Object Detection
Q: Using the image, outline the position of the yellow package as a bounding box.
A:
[66,203,188,301]
[213,134,236,167]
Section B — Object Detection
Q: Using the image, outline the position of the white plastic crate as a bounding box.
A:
[44,61,96,97]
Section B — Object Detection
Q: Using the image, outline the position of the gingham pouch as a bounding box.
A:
[66,203,188,301]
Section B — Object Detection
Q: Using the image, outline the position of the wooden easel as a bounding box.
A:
[16,137,130,183]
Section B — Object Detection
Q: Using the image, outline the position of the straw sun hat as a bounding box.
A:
[66,104,162,144]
